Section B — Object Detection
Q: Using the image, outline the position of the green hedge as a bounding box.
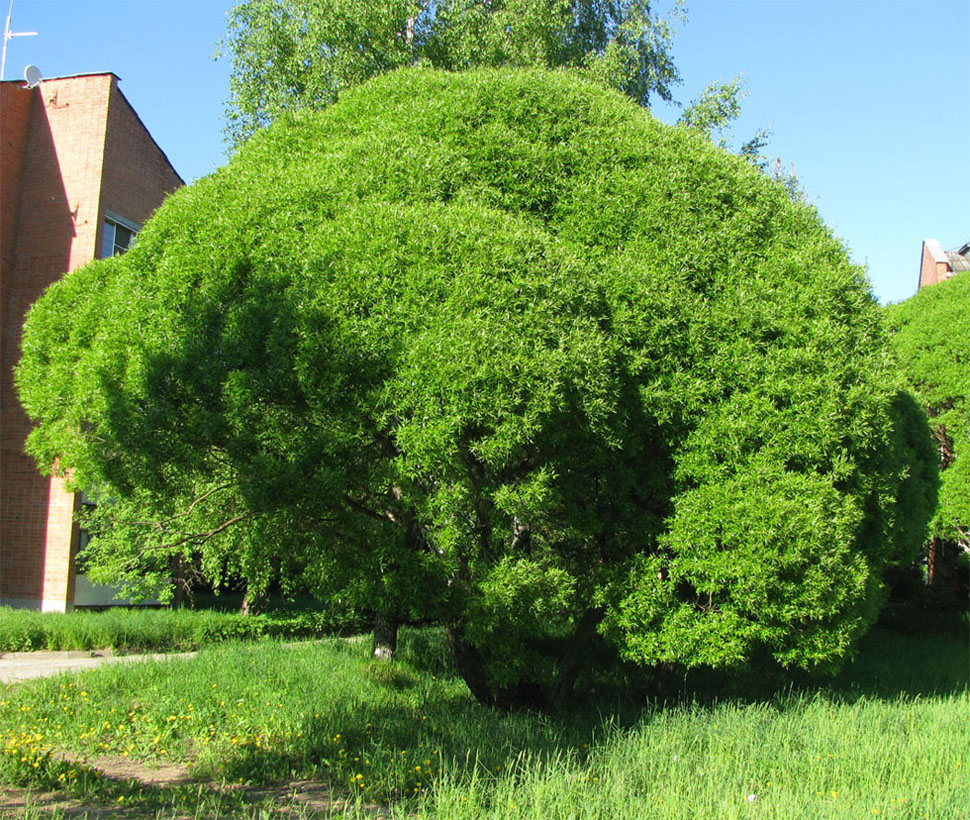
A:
[0,606,365,653]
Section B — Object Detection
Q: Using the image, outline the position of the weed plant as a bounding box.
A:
[1,627,967,819]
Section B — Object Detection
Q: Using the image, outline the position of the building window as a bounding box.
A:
[100,212,141,258]
[77,492,99,557]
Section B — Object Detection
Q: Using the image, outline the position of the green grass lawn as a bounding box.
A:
[1,627,968,819]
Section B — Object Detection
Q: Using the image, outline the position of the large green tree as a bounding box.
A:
[18,69,934,708]
[219,0,683,145]
[886,275,970,601]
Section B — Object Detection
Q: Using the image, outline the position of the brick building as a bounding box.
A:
[1,72,182,611]
[918,238,970,290]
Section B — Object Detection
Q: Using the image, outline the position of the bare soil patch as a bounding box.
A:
[69,754,197,789]
[1,775,391,818]
[0,786,139,819]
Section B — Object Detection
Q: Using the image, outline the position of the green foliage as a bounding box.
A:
[677,74,744,143]
[219,0,683,144]
[16,69,932,707]
[0,606,361,653]
[886,274,970,545]
[677,74,772,171]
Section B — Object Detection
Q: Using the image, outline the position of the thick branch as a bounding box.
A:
[137,513,251,554]
[343,494,398,526]
[104,483,234,529]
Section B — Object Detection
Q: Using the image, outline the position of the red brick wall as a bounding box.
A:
[0,86,34,603]
[918,240,951,290]
[99,81,183,234]
[0,74,181,610]
[1,83,33,305]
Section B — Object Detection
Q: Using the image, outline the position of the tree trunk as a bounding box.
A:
[372,610,399,661]
[444,622,496,707]
[927,537,962,606]
[546,607,606,712]
[240,588,263,616]
[927,537,943,588]
[171,556,186,609]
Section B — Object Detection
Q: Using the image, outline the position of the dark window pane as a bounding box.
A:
[114,224,134,252]
[101,221,115,258]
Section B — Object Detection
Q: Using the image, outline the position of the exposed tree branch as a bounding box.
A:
[342,493,398,526]
[137,513,252,554]
[103,484,235,530]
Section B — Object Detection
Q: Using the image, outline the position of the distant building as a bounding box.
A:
[918,238,970,290]
[913,238,970,596]
[1,72,182,611]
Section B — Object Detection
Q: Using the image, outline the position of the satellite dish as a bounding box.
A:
[24,64,42,88]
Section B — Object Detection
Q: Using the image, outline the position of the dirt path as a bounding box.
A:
[1,776,386,818]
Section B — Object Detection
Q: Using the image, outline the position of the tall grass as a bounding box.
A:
[1,627,967,819]
[0,605,360,653]
[425,693,969,819]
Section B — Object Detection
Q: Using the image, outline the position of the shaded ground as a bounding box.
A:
[0,787,346,819]
[1,741,382,818]
[1,766,387,819]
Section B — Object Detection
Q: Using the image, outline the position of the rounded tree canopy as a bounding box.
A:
[886,274,970,542]
[18,68,934,690]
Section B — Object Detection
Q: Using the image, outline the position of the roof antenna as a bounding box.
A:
[1,0,38,81]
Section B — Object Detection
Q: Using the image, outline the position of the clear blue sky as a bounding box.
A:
[5,0,968,304]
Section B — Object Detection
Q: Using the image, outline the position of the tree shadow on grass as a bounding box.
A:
[220,623,970,787]
[600,625,970,711]
[5,624,966,817]
[396,622,970,728]
[211,677,597,800]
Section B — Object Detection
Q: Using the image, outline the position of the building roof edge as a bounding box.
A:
[923,238,948,265]
[0,71,122,84]
[107,76,186,187]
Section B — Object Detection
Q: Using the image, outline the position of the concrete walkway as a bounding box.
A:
[0,649,196,684]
